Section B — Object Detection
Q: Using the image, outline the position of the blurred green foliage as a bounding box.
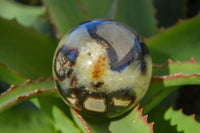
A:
[0,0,200,133]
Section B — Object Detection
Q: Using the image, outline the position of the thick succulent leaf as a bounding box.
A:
[153,58,200,76]
[0,0,50,33]
[32,97,81,133]
[147,14,200,64]
[71,109,92,133]
[0,77,57,112]
[141,58,200,114]
[71,105,154,133]
[148,106,178,133]
[165,107,200,133]
[142,73,200,113]
[0,63,25,85]
[0,102,56,133]
[77,0,112,19]
[72,108,110,133]
[34,96,72,120]
[42,0,85,39]
[114,0,157,37]
[31,96,55,119]
[49,97,73,118]
[151,67,200,92]
[154,0,186,27]
[141,15,200,113]
[53,105,81,133]
[43,0,157,38]
[109,105,154,133]
[0,17,57,79]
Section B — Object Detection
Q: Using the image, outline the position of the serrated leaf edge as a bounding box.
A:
[153,57,200,68]
[0,63,25,80]
[0,76,57,112]
[152,73,200,81]
[165,107,200,132]
[0,76,54,96]
[166,107,200,124]
[42,1,61,40]
[146,13,200,41]
[71,105,154,133]
[137,105,154,133]
[0,0,48,33]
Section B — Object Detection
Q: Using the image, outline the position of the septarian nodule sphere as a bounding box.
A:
[53,20,152,118]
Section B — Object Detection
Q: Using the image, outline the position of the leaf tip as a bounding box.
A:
[149,122,154,133]
[16,95,22,100]
[38,77,45,81]
[177,18,184,24]
[191,113,195,118]
[49,75,54,80]
[158,27,166,33]
[167,59,174,64]
[10,84,16,89]
[34,89,40,93]
[0,63,26,81]
[26,79,32,84]
[188,56,199,63]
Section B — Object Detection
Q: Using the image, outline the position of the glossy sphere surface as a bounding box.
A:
[53,20,152,118]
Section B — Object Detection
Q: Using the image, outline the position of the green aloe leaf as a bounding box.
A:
[141,15,200,113]
[0,63,80,132]
[32,97,81,133]
[147,14,200,64]
[0,63,25,85]
[142,73,200,114]
[71,105,154,133]
[53,105,81,133]
[152,58,200,76]
[0,102,56,133]
[70,109,91,133]
[0,0,50,33]
[148,106,178,133]
[114,0,158,37]
[141,58,200,114]
[42,0,85,39]
[33,96,72,121]
[151,64,200,92]
[43,0,157,38]
[165,107,200,133]
[0,17,57,79]
[77,0,113,19]
[109,105,154,133]
[0,77,57,112]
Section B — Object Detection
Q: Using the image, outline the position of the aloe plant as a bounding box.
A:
[0,0,200,132]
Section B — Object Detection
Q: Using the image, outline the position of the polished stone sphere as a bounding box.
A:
[53,20,152,118]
